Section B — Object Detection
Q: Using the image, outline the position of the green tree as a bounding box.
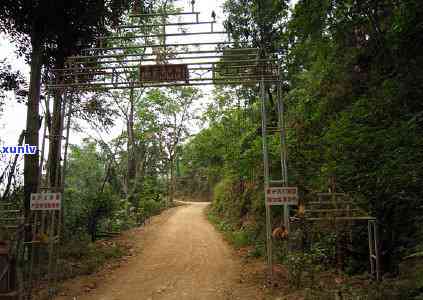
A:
[0,0,135,216]
[140,87,201,202]
[65,140,118,242]
[285,0,423,271]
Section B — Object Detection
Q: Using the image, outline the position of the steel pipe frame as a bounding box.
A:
[98,31,227,41]
[54,70,279,85]
[54,65,276,78]
[260,76,273,279]
[305,216,376,221]
[54,65,278,75]
[68,48,260,61]
[54,72,279,84]
[71,50,260,61]
[81,41,236,53]
[46,79,280,91]
[52,71,278,87]
[49,72,279,87]
[51,78,279,89]
[55,59,279,72]
[316,192,348,196]
[129,12,200,18]
[54,71,259,79]
[119,21,216,29]
[48,75,279,88]
[78,49,259,58]
[47,81,264,91]
[68,54,261,65]
[60,68,278,77]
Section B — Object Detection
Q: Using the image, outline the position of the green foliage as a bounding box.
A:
[282,245,330,289]
[0,59,26,106]
[64,141,119,241]
[223,0,289,49]
[285,0,423,272]
[59,238,126,279]
[207,208,254,250]
[248,241,266,258]
[232,230,251,249]
[138,198,164,220]
[177,2,423,298]
[0,0,133,60]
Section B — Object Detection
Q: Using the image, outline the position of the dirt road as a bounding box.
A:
[56,202,264,300]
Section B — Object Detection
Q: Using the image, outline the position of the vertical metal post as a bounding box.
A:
[38,94,50,186]
[61,93,73,195]
[47,211,56,299]
[260,77,272,279]
[28,212,38,298]
[54,91,67,189]
[276,82,287,185]
[368,220,375,276]
[373,220,381,281]
[276,75,289,231]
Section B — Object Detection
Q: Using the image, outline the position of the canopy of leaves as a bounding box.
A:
[0,0,134,64]
[181,0,423,277]
[0,59,27,108]
[224,0,289,50]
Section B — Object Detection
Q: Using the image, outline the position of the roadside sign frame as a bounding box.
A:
[266,187,298,206]
[30,193,62,211]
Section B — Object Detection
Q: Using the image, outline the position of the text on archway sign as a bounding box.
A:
[266,187,298,205]
[30,193,62,211]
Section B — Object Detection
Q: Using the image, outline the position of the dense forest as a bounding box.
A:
[178,0,423,298]
[0,0,422,299]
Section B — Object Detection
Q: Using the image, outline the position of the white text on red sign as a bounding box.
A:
[266,187,298,205]
[30,193,62,211]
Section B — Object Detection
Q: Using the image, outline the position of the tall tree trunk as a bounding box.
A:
[127,87,136,187]
[2,131,25,201]
[24,37,42,218]
[169,156,175,203]
[48,91,63,187]
[48,55,65,188]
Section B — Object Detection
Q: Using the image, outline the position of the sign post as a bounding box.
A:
[30,193,62,211]
[266,187,298,234]
[266,187,298,206]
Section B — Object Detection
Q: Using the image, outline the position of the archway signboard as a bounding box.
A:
[13,2,378,299]
[44,1,287,285]
[140,64,189,83]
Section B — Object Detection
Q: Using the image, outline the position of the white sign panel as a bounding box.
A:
[30,193,62,211]
[266,187,298,206]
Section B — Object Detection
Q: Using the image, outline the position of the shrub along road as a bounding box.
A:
[55,202,264,300]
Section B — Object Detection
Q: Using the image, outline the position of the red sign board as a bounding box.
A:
[140,64,189,83]
[30,193,62,211]
[266,187,298,206]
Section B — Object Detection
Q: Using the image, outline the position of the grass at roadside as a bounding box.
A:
[58,201,181,279]
[32,203,178,299]
[58,237,128,278]
[206,206,265,258]
[206,204,423,299]
[32,231,134,300]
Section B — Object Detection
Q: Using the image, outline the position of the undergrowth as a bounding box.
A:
[207,206,265,258]
[58,237,127,278]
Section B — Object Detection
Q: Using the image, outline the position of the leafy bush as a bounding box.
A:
[282,246,327,289]
[232,230,250,248]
